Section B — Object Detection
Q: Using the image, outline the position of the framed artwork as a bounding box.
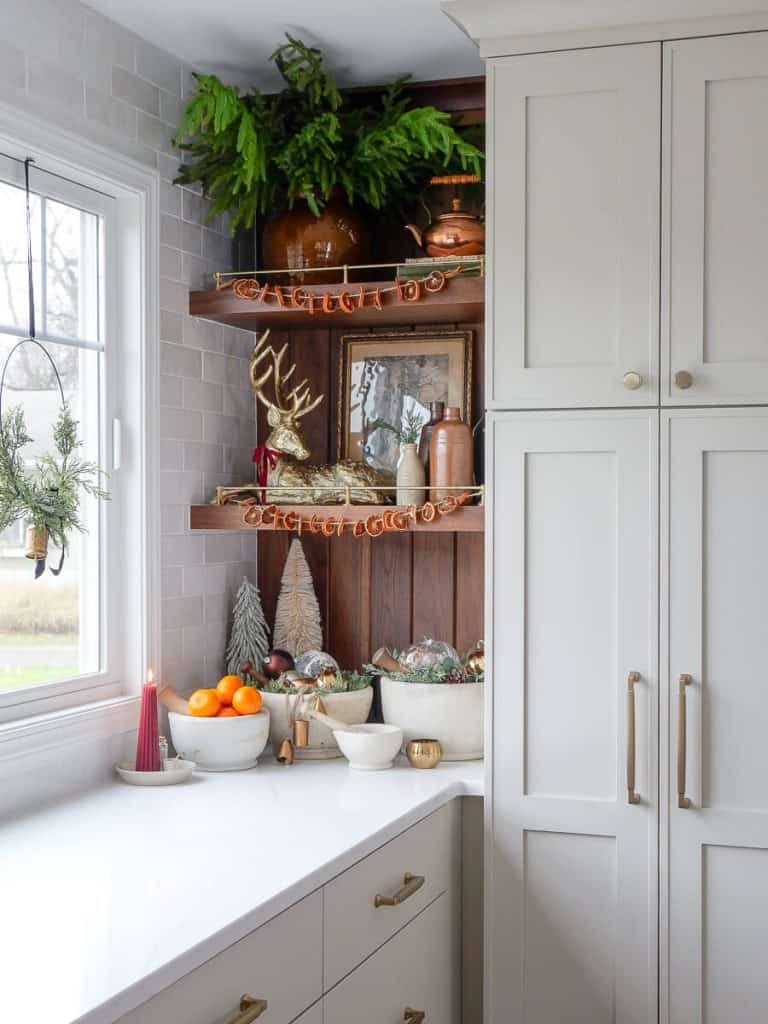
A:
[338,330,473,475]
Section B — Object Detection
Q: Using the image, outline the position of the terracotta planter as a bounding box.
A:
[24,525,48,561]
[380,677,484,761]
[262,191,370,284]
[260,686,374,760]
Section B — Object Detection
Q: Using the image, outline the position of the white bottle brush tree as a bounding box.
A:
[273,538,323,656]
[225,577,270,677]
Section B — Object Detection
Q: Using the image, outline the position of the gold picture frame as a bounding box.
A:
[338,329,473,475]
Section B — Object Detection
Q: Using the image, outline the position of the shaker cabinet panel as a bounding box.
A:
[663,33,768,404]
[663,410,768,1023]
[487,44,660,409]
[486,410,659,1024]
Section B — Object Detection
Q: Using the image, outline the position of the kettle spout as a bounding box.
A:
[404,223,423,249]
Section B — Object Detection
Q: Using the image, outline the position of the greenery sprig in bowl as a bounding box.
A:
[367,655,483,685]
[262,669,372,695]
[174,35,483,233]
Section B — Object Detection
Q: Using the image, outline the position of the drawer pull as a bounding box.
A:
[228,995,268,1023]
[404,1009,426,1024]
[374,872,425,908]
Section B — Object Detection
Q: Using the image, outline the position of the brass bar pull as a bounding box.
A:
[404,1009,426,1024]
[375,872,425,908]
[228,995,268,1023]
[678,674,692,809]
[626,671,641,804]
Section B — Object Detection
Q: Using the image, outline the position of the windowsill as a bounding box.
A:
[0,694,140,764]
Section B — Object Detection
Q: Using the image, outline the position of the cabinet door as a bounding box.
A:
[487,44,660,409]
[663,410,768,1023]
[323,893,459,1024]
[486,410,658,1024]
[663,33,768,405]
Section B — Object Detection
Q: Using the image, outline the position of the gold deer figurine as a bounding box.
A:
[248,330,393,504]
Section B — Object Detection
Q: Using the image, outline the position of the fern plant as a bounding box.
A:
[175,35,483,233]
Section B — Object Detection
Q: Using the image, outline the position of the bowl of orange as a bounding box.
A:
[168,677,270,771]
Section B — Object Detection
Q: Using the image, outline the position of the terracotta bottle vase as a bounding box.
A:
[397,443,426,505]
[418,401,445,473]
[261,189,370,285]
[429,407,474,501]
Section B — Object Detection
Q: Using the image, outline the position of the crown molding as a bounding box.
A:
[442,1,768,57]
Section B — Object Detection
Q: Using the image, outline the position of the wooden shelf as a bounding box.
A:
[190,503,484,533]
[189,275,484,330]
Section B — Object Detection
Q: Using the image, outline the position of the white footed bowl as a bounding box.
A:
[333,724,403,771]
[168,708,270,771]
[380,678,484,761]
[261,687,374,758]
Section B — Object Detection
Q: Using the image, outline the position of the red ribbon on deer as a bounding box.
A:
[252,445,281,503]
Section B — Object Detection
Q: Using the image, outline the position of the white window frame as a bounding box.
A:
[0,102,160,748]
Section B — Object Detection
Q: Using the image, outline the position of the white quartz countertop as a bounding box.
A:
[0,758,482,1024]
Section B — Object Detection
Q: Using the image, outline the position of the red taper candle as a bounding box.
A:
[135,670,161,771]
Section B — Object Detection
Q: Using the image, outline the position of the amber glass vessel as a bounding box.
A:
[429,406,474,500]
[418,401,445,471]
[261,190,370,284]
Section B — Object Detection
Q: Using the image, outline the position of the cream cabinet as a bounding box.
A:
[118,803,460,1024]
[486,44,661,409]
[663,34,768,405]
[486,410,659,1023]
[663,409,768,1023]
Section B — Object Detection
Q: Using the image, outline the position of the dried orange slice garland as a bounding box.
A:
[222,267,462,315]
[239,492,475,537]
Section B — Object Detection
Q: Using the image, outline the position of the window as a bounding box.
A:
[0,136,156,727]
[0,158,109,698]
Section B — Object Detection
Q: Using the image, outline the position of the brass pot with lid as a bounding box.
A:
[405,174,484,259]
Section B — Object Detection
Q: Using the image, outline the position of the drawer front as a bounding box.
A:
[323,801,460,990]
[119,892,322,1024]
[323,892,459,1024]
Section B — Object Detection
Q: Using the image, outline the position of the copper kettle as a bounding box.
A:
[405,196,484,259]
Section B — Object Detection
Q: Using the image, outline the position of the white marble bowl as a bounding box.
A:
[168,708,270,771]
[380,678,484,761]
[332,723,404,771]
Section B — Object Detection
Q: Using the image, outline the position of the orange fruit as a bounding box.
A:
[188,689,221,717]
[216,706,239,717]
[231,686,263,716]
[215,675,242,707]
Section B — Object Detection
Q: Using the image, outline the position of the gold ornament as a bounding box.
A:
[315,667,338,690]
[465,641,485,676]
[249,331,392,504]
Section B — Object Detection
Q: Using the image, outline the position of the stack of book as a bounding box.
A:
[396,254,485,281]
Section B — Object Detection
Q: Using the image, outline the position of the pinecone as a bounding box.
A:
[443,666,466,685]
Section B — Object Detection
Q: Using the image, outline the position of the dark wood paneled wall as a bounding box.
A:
[255,323,485,669]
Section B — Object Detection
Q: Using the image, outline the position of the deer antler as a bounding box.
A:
[248,329,324,419]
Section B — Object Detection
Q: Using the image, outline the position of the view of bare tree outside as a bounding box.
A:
[0,174,102,691]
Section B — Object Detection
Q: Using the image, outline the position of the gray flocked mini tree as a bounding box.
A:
[225,577,270,677]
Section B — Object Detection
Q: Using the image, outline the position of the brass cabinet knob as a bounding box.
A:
[623,371,643,390]
[674,370,693,390]
[375,872,425,908]
[404,1010,426,1024]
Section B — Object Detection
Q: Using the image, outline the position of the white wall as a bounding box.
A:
[0,0,259,691]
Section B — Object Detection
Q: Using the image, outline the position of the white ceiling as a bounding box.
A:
[85,0,484,88]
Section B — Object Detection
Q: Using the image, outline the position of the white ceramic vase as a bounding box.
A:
[397,443,425,505]
[260,686,374,759]
[380,677,484,761]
